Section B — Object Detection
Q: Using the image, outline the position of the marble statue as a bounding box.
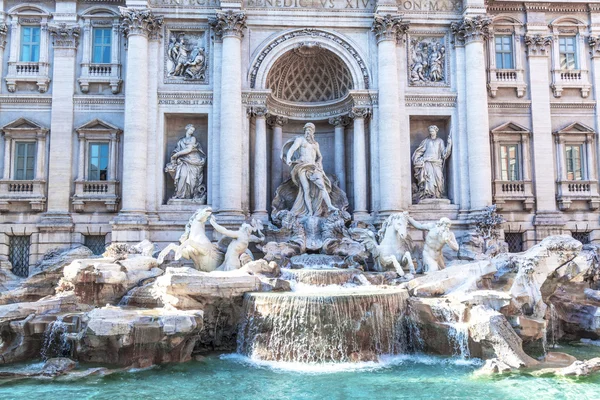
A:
[165,124,207,202]
[210,216,265,271]
[167,33,207,81]
[409,38,446,84]
[428,42,445,82]
[351,212,416,276]
[407,216,459,273]
[283,122,338,217]
[412,125,451,200]
[157,206,223,272]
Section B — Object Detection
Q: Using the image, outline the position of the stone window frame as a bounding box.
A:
[0,117,48,213]
[549,17,591,98]
[72,119,121,213]
[487,16,526,98]
[490,121,534,211]
[78,7,122,94]
[5,5,51,93]
[553,122,599,211]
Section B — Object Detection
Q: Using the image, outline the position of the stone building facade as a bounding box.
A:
[0,0,599,272]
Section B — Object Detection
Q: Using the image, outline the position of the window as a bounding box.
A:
[559,36,578,70]
[88,143,109,181]
[505,233,523,253]
[495,35,514,69]
[500,144,520,181]
[572,231,590,245]
[565,144,583,181]
[9,235,30,277]
[84,234,107,255]
[20,26,41,62]
[92,28,112,64]
[14,142,36,180]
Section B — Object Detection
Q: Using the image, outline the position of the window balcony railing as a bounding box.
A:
[551,69,591,98]
[78,63,122,94]
[556,180,600,211]
[5,62,50,93]
[492,180,535,211]
[487,68,526,98]
[72,180,120,212]
[0,180,46,212]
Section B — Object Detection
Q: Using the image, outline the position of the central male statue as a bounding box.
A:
[283,123,338,217]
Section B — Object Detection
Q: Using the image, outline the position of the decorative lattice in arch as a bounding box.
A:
[267,43,353,103]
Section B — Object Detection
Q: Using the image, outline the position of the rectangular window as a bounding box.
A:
[9,235,30,278]
[92,28,112,64]
[495,35,514,69]
[88,143,109,181]
[84,235,107,256]
[505,233,523,253]
[500,144,520,181]
[559,36,578,70]
[14,142,36,180]
[565,145,583,181]
[572,231,590,245]
[20,26,41,62]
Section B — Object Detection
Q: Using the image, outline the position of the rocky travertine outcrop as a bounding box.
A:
[59,256,164,306]
[0,247,94,305]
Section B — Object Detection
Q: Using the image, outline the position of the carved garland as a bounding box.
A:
[249,28,370,89]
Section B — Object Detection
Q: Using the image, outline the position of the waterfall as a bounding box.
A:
[447,322,470,359]
[41,316,72,360]
[405,304,424,352]
[237,288,409,363]
[549,303,559,349]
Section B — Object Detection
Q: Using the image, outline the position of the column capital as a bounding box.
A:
[524,34,552,57]
[328,115,351,127]
[119,7,163,39]
[451,15,491,45]
[349,107,371,120]
[209,10,247,40]
[589,36,600,58]
[372,14,409,43]
[267,114,288,127]
[48,23,81,49]
[248,106,269,118]
[0,23,7,49]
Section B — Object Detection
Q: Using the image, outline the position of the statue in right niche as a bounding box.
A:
[411,124,451,200]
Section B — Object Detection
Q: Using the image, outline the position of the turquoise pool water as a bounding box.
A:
[1,353,600,400]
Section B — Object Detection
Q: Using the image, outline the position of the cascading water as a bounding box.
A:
[40,317,72,360]
[237,288,410,363]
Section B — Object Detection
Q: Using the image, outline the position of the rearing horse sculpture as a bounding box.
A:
[157,206,224,271]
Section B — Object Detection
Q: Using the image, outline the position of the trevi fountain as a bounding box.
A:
[0,122,600,398]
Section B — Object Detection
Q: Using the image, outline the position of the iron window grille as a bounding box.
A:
[9,235,30,277]
[84,234,107,256]
[505,232,523,253]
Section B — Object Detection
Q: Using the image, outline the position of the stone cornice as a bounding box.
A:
[523,2,550,12]
[372,14,409,43]
[208,10,247,39]
[48,23,81,49]
[451,15,491,44]
[524,34,552,57]
[488,101,531,109]
[119,7,163,39]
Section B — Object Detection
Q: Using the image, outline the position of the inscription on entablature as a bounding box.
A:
[399,0,461,12]
[150,0,220,6]
[245,0,374,10]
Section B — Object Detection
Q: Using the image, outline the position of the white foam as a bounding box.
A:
[220,353,483,374]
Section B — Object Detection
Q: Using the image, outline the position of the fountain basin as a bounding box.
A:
[237,287,409,363]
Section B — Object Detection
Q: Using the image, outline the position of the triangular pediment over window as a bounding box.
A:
[491,121,530,134]
[555,122,595,135]
[2,117,45,131]
[76,119,120,133]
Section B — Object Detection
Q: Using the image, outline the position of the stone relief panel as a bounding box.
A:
[164,27,209,84]
[408,35,449,87]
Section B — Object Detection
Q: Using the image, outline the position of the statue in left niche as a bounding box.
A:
[165,124,207,203]
[167,33,207,81]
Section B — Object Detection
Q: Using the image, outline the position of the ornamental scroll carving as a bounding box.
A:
[409,37,447,85]
[208,10,247,39]
[119,7,163,38]
[48,23,81,48]
[372,14,409,43]
[166,30,208,83]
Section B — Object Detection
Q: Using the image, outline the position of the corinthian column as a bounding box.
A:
[451,16,492,210]
[42,23,80,226]
[209,10,246,219]
[250,107,269,221]
[349,107,370,218]
[372,14,409,215]
[328,116,350,191]
[267,115,288,199]
[0,24,7,94]
[116,7,162,225]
